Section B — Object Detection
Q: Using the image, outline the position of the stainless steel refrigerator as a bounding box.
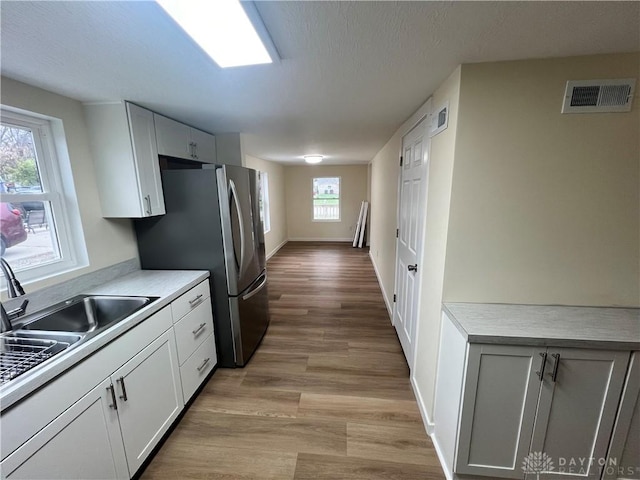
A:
[134,164,270,367]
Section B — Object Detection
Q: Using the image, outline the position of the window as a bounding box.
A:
[0,108,85,282]
[258,171,270,233]
[313,177,340,221]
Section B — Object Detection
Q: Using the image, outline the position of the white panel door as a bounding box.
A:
[153,113,192,160]
[190,128,216,163]
[393,117,429,365]
[530,348,630,480]
[1,378,129,480]
[112,329,183,476]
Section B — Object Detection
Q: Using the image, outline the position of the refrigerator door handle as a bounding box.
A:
[242,273,267,301]
[229,179,246,274]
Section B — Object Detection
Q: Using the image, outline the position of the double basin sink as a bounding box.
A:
[1,295,157,385]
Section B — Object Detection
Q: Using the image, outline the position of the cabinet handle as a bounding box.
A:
[550,353,561,382]
[192,322,207,336]
[144,195,152,215]
[117,376,128,401]
[107,384,118,410]
[197,357,211,372]
[536,352,547,380]
[193,142,199,160]
[188,294,203,306]
[189,142,196,159]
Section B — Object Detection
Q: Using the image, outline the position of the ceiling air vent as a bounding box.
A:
[562,79,636,113]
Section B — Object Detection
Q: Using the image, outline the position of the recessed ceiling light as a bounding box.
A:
[157,0,272,68]
[304,155,323,164]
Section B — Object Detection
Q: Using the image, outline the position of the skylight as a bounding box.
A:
[157,0,272,68]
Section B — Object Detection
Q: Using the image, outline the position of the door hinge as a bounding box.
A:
[400,156,403,167]
[393,294,397,303]
[396,228,399,238]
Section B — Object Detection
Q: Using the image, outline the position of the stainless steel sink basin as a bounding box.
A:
[20,295,156,334]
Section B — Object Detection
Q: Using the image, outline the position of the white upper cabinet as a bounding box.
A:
[84,102,165,218]
[154,114,216,164]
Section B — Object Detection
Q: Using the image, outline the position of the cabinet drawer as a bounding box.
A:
[180,334,216,403]
[174,300,214,365]
[171,280,210,323]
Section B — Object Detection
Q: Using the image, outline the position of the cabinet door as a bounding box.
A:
[127,104,165,216]
[112,329,183,475]
[1,378,128,480]
[154,114,192,160]
[456,344,545,479]
[190,128,216,163]
[530,349,629,480]
[602,352,639,480]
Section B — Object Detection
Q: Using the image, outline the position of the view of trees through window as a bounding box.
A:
[0,122,60,269]
[313,177,340,220]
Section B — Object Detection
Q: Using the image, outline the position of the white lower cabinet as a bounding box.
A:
[434,312,631,480]
[2,378,128,480]
[0,284,217,480]
[110,329,183,475]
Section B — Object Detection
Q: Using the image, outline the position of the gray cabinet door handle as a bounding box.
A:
[550,353,561,382]
[192,322,207,336]
[188,294,203,306]
[117,376,128,401]
[144,195,152,215]
[197,357,210,372]
[408,264,418,272]
[536,352,547,380]
[107,384,117,410]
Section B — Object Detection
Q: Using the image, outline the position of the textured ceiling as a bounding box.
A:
[1,1,639,165]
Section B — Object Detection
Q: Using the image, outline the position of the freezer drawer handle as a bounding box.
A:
[242,274,268,301]
[192,322,207,336]
[197,357,211,372]
[188,294,204,307]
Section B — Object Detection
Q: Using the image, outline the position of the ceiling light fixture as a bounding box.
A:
[304,155,323,164]
[156,0,272,68]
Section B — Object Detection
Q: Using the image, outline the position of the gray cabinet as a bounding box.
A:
[434,311,631,480]
[154,114,216,163]
[604,352,640,480]
[84,102,165,218]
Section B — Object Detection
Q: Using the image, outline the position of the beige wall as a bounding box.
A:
[285,164,368,241]
[369,98,433,313]
[0,77,139,294]
[444,53,640,307]
[244,154,288,258]
[413,66,461,421]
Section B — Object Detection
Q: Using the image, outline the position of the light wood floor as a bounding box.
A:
[142,242,445,480]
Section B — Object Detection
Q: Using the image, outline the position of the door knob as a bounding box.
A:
[408,264,418,272]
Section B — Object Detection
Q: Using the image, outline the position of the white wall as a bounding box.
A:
[284,164,368,241]
[444,53,640,307]
[0,77,139,295]
[244,154,288,258]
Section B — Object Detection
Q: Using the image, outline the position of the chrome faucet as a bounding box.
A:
[0,258,28,332]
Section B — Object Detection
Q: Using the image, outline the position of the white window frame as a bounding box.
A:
[259,171,270,234]
[1,107,86,284]
[312,176,341,222]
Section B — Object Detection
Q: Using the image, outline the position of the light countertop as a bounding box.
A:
[1,270,209,411]
[443,303,640,350]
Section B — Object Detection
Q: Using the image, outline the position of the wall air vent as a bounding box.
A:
[562,79,636,113]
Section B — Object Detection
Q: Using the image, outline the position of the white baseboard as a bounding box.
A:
[411,375,453,479]
[287,237,353,242]
[368,252,393,319]
[266,239,288,260]
[411,375,435,435]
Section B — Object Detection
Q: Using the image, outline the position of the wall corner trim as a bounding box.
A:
[266,239,288,261]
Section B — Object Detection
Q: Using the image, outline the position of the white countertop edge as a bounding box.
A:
[0,270,209,411]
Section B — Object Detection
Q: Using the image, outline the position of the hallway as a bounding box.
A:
[142,242,445,479]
